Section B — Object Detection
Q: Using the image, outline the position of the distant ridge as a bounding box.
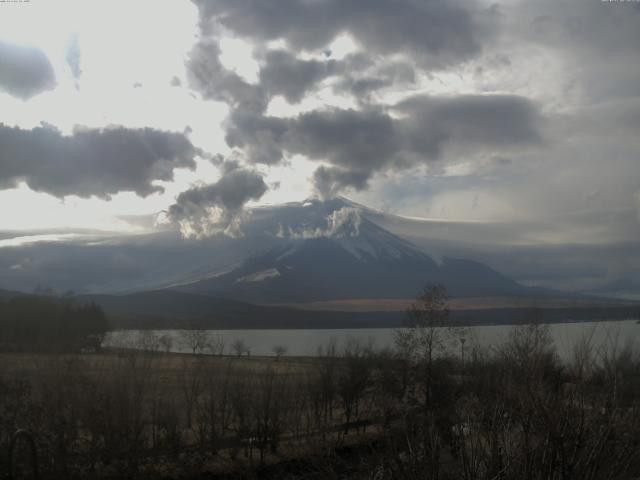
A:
[2,288,636,330]
[76,290,403,329]
[0,288,26,301]
[65,290,640,329]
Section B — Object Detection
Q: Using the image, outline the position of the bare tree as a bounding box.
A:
[232,339,248,357]
[195,359,236,453]
[338,337,373,433]
[179,356,204,430]
[396,285,451,362]
[500,311,557,383]
[272,344,287,360]
[206,332,225,356]
[395,284,455,405]
[158,334,173,353]
[181,328,207,355]
[136,330,160,353]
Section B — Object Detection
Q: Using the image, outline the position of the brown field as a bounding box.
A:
[0,349,315,382]
[270,296,637,312]
[0,349,374,478]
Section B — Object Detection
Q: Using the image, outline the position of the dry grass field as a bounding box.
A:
[273,296,638,312]
[0,347,387,478]
[2,347,357,391]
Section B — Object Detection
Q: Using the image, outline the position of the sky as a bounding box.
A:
[0,0,639,290]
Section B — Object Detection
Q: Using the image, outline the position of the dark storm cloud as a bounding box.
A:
[396,94,542,148]
[187,40,266,112]
[258,49,341,103]
[186,0,500,118]
[188,42,344,109]
[0,123,199,198]
[0,40,56,99]
[313,166,370,199]
[226,94,542,195]
[224,111,289,165]
[166,162,268,238]
[193,0,497,69]
[226,107,399,171]
[333,60,416,104]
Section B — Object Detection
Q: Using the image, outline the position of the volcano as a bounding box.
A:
[178,198,533,303]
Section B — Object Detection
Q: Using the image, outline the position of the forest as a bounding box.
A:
[0,295,108,351]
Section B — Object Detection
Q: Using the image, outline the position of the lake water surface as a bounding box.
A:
[104,320,640,361]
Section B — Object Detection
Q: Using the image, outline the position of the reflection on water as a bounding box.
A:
[104,320,640,361]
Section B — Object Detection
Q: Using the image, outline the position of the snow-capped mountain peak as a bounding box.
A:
[275,205,362,240]
[272,204,428,262]
[172,196,532,302]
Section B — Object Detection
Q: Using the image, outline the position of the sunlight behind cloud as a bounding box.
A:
[0,234,84,248]
[218,37,260,83]
[0,156,222,232]
[325,34,359,60]
[266,87,359,118]
[0,1,73,57]
[0,184,133,231]
[259,156,318,205]
[77,1,198,89]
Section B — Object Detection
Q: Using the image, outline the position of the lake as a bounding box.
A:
[103,319,640,362]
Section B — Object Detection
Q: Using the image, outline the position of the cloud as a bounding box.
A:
[514,0,640,102]
[521,0,640,56]
[0,123,199,198]
[194,0,497,69]
[333,59,416,103]
[165,162,268,238]
[187,40,266,112]
[395,94,542,150]
[226,94,542,196]
[277,206,362,239]
[313,166,370,199]
[0,40,56,99]
[188,41,344,111]
[226,106,399,170]
[187,33,414,117]
[635,191,640,222]
[66,35,82,81]
[186,0,501,120]
[258,49,341,104]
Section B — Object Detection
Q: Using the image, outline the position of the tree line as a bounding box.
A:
[0,294,108,351]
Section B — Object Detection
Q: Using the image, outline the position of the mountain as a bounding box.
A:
[179,199,534,302]
[0,197,589,301]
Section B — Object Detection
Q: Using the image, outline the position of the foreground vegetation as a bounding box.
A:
[1,287,640,479]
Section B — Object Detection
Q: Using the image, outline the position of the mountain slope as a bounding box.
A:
[179,204,532,302]
[0,197,580,299]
